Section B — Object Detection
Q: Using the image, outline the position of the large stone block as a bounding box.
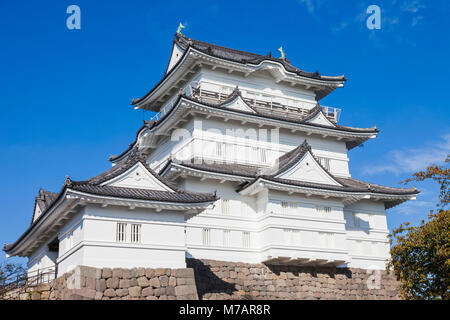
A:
[77,266,102,279]
[116,288,129,297]
[102,268,112,279]
[137,276,150,287]
[96,279,107,292]
[106,277,119,289]
[129,286,142,297]
[172,268,194,278]
[112,268,123,278]
[159,275,169,287]
[149,277,161,288]
[104,288,116,297]
[76,288,96,300]
[175,285,197,297]
[119,279,130,288]
[141,287,154,297]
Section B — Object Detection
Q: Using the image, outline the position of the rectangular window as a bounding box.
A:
[316,206,324,214]
[131,224,141,243]
[282,201,298,214]
[319,232,334,248]
[317,157,331,171]
[242,232,250,248]
[221,199,230,215]
[223,230,230,247]
[216,142,225,157]
[283,229,292,243]
[283,229,301,245]
[324,207,332,214]
[260,148,267,163]
[249,146,257,162]
[202,228,211,246]
[281,201,289,214]
[116,223,127,242]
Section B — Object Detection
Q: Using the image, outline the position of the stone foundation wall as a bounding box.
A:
[2,259,400,300]
[2,266,198,300]
[187,259,400,300]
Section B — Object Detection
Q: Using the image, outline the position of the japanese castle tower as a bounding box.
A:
[5,33,419,278]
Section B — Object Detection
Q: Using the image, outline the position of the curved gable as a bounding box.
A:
[221,94,257,114]
[275,151,341,186]
[101,162,175,192]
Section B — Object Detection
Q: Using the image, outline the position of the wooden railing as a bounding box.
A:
[150,81,341,123]
[0,268,56,298]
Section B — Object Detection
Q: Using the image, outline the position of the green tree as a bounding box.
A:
[387,155,450,300]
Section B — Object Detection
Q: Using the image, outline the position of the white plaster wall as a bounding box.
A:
[27,242,58,280]
[191,69,318,108]
[344,200,390,269]
[55,205,187,275]
[151,116,350,177]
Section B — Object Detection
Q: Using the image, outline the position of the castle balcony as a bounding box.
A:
[189,81,341,123]
[149,81,341,124]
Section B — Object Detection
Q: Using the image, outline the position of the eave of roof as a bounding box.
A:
[236,141,418,197]
[131,34,347,108]
[4,150,217,255]
[172,34,346,82]
[160,152,418,198]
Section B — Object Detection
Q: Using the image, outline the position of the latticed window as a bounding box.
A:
[223,230,231,247]
[319,232,334,248]
[282,201,299,214]
[260,148,267,163]
[131,224,141,243]
[242,232,250,248]
[216,142,226,157]
[284,229,301,245]
[316,206,331,214]
[116,223,127,242]
[221,199,230,215]
[317,157,331,171]
[202,228,211,246]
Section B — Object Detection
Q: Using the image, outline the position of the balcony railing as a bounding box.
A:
[150,81,341,123]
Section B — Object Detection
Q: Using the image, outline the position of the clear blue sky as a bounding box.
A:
[1,0,449,266]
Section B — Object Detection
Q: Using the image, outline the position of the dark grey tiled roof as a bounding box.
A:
[167,141,418,197]
[132,34,346,106]
[36,189,58,212]
[114,90,378,161]
[69,148,217,203]
[165,158,261,178]
[30,189,59,225]
[259,176,418,196]
[70,184,217,203]
[174,34,346,82]
[4,149,217,254]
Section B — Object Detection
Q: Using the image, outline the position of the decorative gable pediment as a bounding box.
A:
[166,43,185,74]
[32,204,43,223]
[305,110,336,127]
[275,151,341,186]
[101,162,175,192]
[221,94,257,114]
